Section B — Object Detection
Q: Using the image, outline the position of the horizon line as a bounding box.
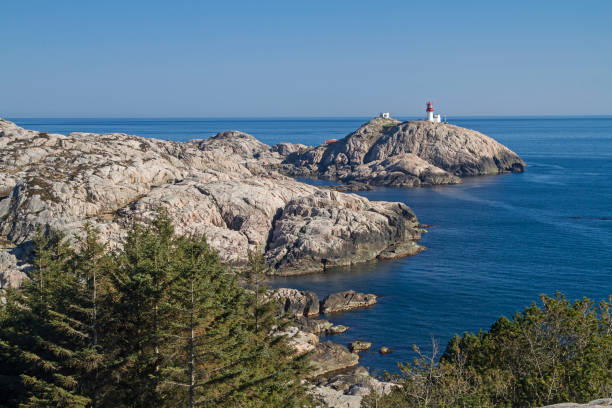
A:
[5,114,612,120]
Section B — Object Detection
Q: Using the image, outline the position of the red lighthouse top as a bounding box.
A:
[426,101,434,112]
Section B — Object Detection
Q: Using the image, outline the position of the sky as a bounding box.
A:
[2,0,611,117]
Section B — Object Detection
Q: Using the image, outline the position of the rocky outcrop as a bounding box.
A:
[275,326,319,355]
[328,325,349,335]
[348,341,372,352]
[309,341,360,378]
[321,291,377,313]
[0,120,424,288]
[293,317,334,335]
[311,366,395,408]
[266,194,423,274]
[276,116,525,188]
[267,288,320,317]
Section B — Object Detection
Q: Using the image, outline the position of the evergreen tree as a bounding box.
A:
[157,240,312,407]
[103,214,175,408]
[0,229,90,407]
[68,224,112,408]
[1,217,313,407]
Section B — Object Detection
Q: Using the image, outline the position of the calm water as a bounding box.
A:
[9,116,612,374]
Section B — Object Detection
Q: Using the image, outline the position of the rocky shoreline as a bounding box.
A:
[267,287,394,407]
[0,117,527,407]
[273,116,525,188]
[0,119,425,288]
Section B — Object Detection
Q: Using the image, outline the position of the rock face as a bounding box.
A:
[309,341,359,378]
[276,116,525,188]
[267,288,320,317]
[275,326,319,355]
[321,290,377,313]
[0,119,424,288]
[310,366,395,408]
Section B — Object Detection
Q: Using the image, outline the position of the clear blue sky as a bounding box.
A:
[2,0,611,117]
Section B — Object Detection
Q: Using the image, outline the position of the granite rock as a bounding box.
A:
[277,116,525,188]
[267,288,320,317]
[321,290,377,313]
[309,341,359,378]
[0,119,424,288]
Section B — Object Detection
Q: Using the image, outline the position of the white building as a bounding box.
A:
[425,102,442,123]
[379,112,390,119]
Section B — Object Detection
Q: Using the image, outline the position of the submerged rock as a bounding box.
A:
[276,116,525,188]
[321,290,377,313]
[0,120,424,288]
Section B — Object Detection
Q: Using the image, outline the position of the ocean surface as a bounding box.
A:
[9,116,612,375]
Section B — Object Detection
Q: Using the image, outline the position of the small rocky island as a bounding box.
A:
[273,116,525,189]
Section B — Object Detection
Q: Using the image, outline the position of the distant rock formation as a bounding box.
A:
[275,116,525,187]
[0,120,424,288]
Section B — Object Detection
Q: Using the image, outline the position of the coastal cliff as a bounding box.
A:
[0,119,423,288]
[275,116,525,187]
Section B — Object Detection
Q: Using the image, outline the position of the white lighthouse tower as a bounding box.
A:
[426,101,442,123]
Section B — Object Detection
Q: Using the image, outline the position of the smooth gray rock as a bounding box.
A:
[309,341,359,378]
[293,317,334,335]
[310,366,395,408]
[321,290,377,313]
[267,288,320,317]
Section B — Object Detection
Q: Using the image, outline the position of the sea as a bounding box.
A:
[8,116,612,375]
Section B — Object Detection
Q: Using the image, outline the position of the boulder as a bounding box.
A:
[275,326,319,356]
[309,341,359,378]
[379,346,392,354]
[267,288,319,317]
[348,341,372,352]
[310,366,395,408]
[328,325,349,335]
[320,290,377,313]
[293,317,334,335]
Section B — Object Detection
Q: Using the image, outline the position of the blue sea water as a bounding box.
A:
[9,116,612,375]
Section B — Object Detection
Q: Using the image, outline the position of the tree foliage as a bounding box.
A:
[364,293,612,408]
[0,215,312,407]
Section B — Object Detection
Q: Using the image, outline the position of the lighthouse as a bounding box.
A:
[425,101,442,123]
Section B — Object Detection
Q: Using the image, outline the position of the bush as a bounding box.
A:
[364,293,612,408]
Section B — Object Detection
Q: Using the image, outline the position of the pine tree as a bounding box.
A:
[0,229,90,407]
[157,239,313,408]
[68,224,113,408]
[103,214,175,408]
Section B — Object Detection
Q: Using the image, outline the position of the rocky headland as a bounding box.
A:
[274,116,525,188]
[0,119,425,288]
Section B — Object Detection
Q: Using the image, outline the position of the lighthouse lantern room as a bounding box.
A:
[425,101,442,123]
